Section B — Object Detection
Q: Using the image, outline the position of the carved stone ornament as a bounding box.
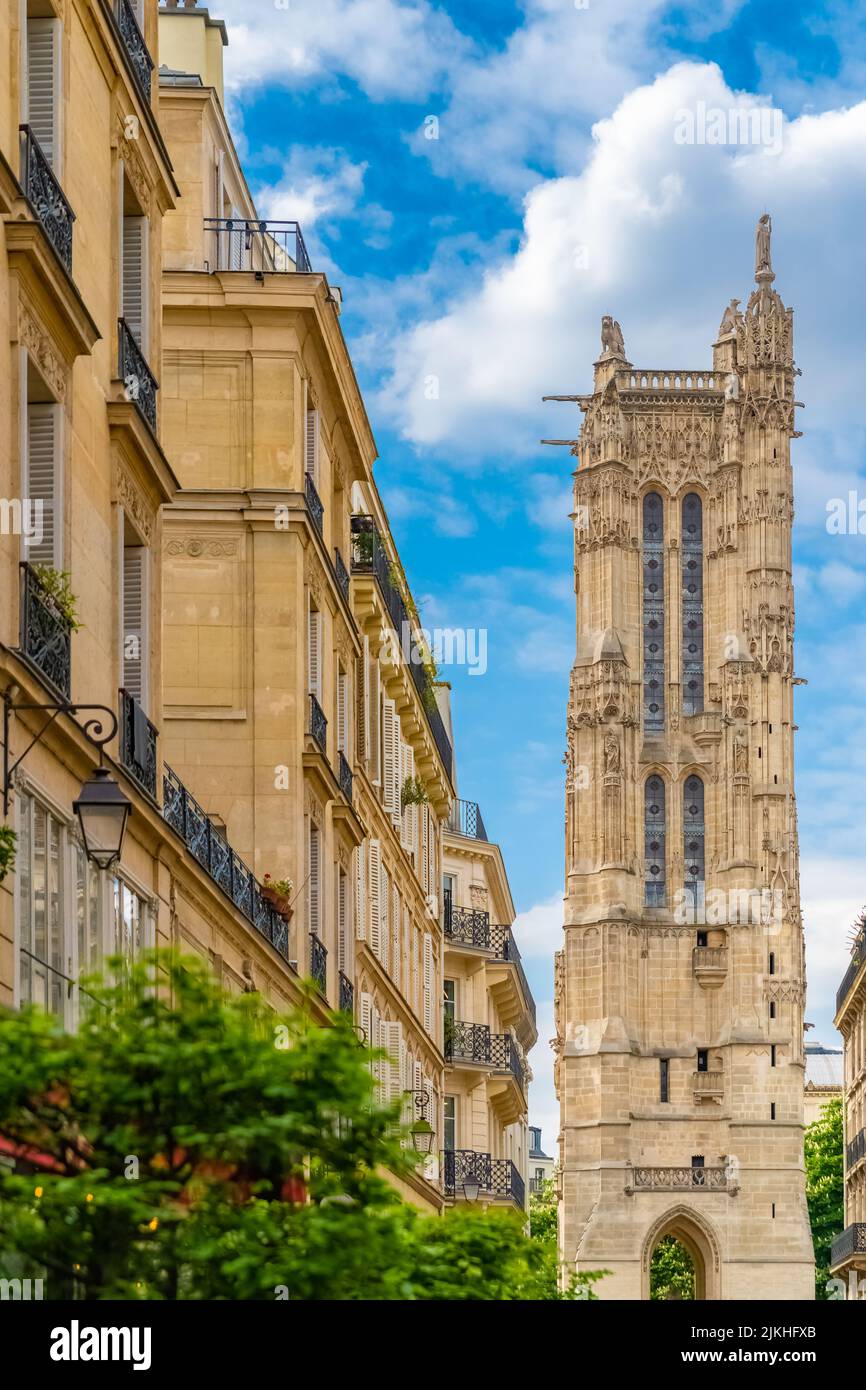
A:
[165,538,240,557]
[18,302,67,402]
[114,462,155,545]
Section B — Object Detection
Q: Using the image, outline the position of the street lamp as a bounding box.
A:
[409,1090,435,1156]
[462,1176,481,1204]
[73,766,132,870]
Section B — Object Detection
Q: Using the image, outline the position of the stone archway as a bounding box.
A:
[641,1206,722,1301]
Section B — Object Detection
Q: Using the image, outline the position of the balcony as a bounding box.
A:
[18,126,74,274]
[350,515,453,779]
[334,548,350,602]
[693,945,728,989]
[338,750,353,805]
[115,0,154,103]
[847,1128,866,1171]
[626,1166,734,1194]
[447,798,488,841]
[162,764,291,961]
[339,970,354,1015]
[118,318,158,433]
[837,951,865,1016]
[442,1149,525,1209]
[830,1224,866,1271]
[693,1070,724,1101]
[445,1020,525,1093]
[17,562,72,698]
[203,218,312,274]
[310,933,327,994]
[118,688,158,799]
[305,472,324,536]
[444,900,492,950]
[308,693,327,755]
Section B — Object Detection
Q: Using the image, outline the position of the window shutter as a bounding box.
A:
[305,408,319,483]
[122,546,146,705]
[25,404,58,565]
[383,699,399,817]
[412,928,420,1016]
[421,805,430,894]
[307,606,321,698]
[368,650,381,784]
[380,865,390,973]
[401,744,416,850]
[338,869,347,972]
[122,216,147,348]
[360,991,372,1050]
[391,882,401,988]
[309,823,320,935]
[384,1021,402,1105]
[355,842,366,941]
[423,932,434,1035]
[229,206,243,270]
[27,19,58,166]
[368,839,381,957]
[356,643,368,761]
[337,670,348,753]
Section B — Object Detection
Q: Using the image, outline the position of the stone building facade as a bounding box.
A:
[831,914,866,1295]
[551,223,814,1299]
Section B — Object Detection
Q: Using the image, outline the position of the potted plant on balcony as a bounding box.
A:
[401,775,428,810]
[31,565,82,630]
[0,825,16,883]
[261,874,294,920]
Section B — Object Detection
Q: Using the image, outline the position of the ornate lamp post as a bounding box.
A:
[408,1090,435,1156]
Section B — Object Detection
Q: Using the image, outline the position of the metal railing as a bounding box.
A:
[350,515,453,779]
[118,318,158,432]
[445,1023,525,1093]
[338,750,353,805]
[116,0,154,102]
[18,125,75,273]
[334,548,350,602]
[162,764,290,960]
[831,1223,866,1268]
[310,933,327,994]
[837,952,865,1015]
[442,1149,525,1208]
[339,970,354,1015]
[447,798,488,841]
[18,562,72,698]
[630,1166,730,1192]
[118,688,158,799]
[444,902,492,949]
[203,218,311,274]
[308,693,327,754]
[305,472,324,535]
[847,1128,866,1171]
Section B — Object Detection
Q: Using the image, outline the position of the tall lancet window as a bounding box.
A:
[682,493,704,715]
[644,775,666,906]
[643,492,665,732]
[683,775,705,917]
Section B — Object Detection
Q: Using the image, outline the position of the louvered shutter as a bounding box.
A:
[229,206,243,270]
[122,216,147,348]
[305,409,319,483]
[412,928,420,1015]
[360,991,372,1049]
[309,823,320,935]
[356,641,368,761]
[122,546,146,704]
[380,866,390,973]
[383,699,399,816]
[423,932,434,1035]
[337,670,348,753]
[391,883,401,988]
[421,805,429,894]
[27,20,58,167]
[371,1003,382,1092]
[338,869,347,972]
[307,606,321,698]
[384,1021,402,1105]
[368,840,381,957]
[25,404,58,565]
[368,651,381,784]
[401,744,416,850]
[355,842,366,941]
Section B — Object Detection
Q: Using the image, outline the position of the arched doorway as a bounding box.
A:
[641,1207,722,1301]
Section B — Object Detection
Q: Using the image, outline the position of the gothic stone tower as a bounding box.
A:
[551,220,814,1300]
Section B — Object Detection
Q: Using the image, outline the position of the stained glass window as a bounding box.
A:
[643,492,665,732]
[683,774,705,916]
[682,493,704,715]
[645,775,666,906]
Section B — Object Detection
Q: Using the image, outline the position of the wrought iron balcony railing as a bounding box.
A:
[444,901,492,949]
[837,951,865,1015]
[847,1128,866,1171]
[338,750,353,805]
[628,1166,731,1192]
[334,548,350,602]
[203,218,312,274]
[447,798,489,841]
[445,1020,525,1092]
[18,562,72,698]
[339,969,354,1015]
[442,1149,524,1208]
[308,693,327,754]
[118,318,158,432]
[350,515,453,779]
[118,688,158,799]
[831,1223,866,1268]
[18,125,74,273]
[116,0,154,103]
[162,764,290,960]
[305,472,324,536]
[310,933,327,994]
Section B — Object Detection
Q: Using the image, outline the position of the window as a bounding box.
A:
[337,868,348,973]
[308,822,321,936]
[307,603,321,701]
[382,699,400,818]
[442,873,455,929]
[660,1058,670,1103]
[768,951,776,976]
[644,775,666,906]
[683,775,705,913]
[642,492,665,732]
[696,930,708,948]
[771,1102,776,1120]
[305,407,319,484]
[17,791,65,1017]
[25,15,61,167]
[696,1049,709,1073]
[771,1044,777,1067]
[769,1001,776,1020]
[112,877,145,965]
[681,493,704,715]
[444,979,455,1022]
[691,1154,705,1186]
[23,399,61,566]
[423,933,434,1035]
[122,540,148,707]
[443,1096,456,1152]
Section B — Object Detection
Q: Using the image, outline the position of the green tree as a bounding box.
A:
[527,1174,606,1299]
[805,1096,844,1299]
[649,1236,695,1300]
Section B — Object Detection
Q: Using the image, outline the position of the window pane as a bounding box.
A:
[18,793,32,1003]
[681,493,704,715]
[642,492,665,732]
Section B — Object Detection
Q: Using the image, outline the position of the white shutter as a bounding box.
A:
[371,1003,382,1092]
[368,840,381,957]
[361,634,371,763]
[383,699,399,817]
[25,404,59,565]
[369,651,381,784]
[338,869,347,972]
[305,408,319,483]
[384,1021,402,1105]
[423,932,434,1035]
[360,991,372,1049]
[229,206,243,270]
[308,605,321,699]
[122,546,147,705]
[355,842,366,941]
[401,744,417,851]
[122,216,147,349]
[309,823,320,935]
[380,866,390,973]
[337,670,348,754]
[391,883,401,988]
[421,805,430,894]
[412,928,420,1016]
[27,19,59,167]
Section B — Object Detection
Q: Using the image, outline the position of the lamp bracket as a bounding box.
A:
[2,694,119,816]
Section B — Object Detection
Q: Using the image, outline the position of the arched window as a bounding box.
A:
[682,493,704,715]
[644,775,666,906]
[683,774,705,916]
[643,493,665,732]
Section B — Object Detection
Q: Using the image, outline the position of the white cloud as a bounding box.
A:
[526,999,558,1148]
[514,893,563,960]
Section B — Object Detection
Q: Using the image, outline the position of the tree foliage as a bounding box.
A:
[649,1235,695,1300]
[804,1096,844,1299]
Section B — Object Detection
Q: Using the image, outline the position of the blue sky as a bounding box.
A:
[211,0,866,1140]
